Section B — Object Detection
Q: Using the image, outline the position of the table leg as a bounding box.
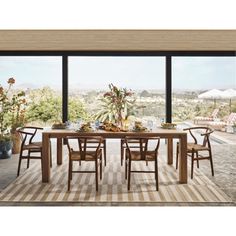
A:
[167,138,173,165]
[57,138,63,165]
[179,134,187,183]
[42,133,50,182]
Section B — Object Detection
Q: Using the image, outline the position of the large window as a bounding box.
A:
[1,53,235,130]
[0,56,62,126]
[172,57,236,124]
[68,56,165,125]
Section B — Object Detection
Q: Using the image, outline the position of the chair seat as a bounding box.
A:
[86,139,105,144]
[121,138,139,143]
[128,150,156,161]
[187,143,210,151]
[71,149,102,161]
[22,141,42,150]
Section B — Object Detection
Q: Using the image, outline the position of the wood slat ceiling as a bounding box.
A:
[0,30,235,51]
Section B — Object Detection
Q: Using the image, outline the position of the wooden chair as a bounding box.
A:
[86,139,106,166]
[124,136,160,191]
[120,138,140,166]
[176,127,214,179]
[66,136,104,191]
[17,126,52,177]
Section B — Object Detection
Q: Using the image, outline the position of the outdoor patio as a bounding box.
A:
[0,139,235,206]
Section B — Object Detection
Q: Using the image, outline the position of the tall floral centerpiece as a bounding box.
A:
[96,84,135,128]
[0,78,27,158]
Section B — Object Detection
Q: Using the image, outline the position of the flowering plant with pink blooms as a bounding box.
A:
[0,78,27,141]
[95,84,136,126]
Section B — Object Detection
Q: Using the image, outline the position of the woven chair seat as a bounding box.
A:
[22,141,42,150]
[187,143,210,151]
[70,149,102,161]
[128,150,156,161]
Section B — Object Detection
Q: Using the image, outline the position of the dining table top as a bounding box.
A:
[43,127,187,139]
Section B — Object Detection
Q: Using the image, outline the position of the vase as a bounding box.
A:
[11,131,21,154]
[0,140,13,159]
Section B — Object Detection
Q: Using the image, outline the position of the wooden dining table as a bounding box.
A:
[42,128,188,183]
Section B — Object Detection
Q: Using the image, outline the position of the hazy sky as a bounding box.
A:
[0,56,235,91]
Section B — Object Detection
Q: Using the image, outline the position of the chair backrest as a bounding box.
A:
[17,126,43,146]
[124,136,160,160]
[211,109,219,119]
[226,113,236,124]
[66,136,103,160]
[183,127,213,148]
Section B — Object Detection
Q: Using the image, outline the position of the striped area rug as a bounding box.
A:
[0,148,232,204]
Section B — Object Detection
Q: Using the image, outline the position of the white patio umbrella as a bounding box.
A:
[198,89,224,108]
[221,89,236,113]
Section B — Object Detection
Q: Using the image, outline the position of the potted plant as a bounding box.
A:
[95,84,136,128]
[0,78,27,158]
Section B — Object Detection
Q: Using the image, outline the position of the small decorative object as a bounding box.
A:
[99,122,121,132]
[51,122,68,129]
[161,122,177,129]
[77,122,93,132]
[133,121,147,132]
[0,78,27,158]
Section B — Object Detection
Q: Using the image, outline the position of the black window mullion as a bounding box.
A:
[166,56,172,123]
[62,55,68,123]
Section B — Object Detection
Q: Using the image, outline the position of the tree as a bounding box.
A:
[68,97,88,121]
[26,87,88,125]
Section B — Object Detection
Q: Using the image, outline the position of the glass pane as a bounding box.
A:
[68,56,165,127]
[0,56,62,127]
[172,56,236,132]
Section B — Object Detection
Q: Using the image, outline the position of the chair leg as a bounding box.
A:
[27,150,30,168]
[70,160,73,180]
[125,153,128,180]
[191,152,194,179]
[95,160,98,191]
[17,156,22,177]
[176,143,179,169]
[17,147,25,177]
[209,150,214,176]
[68,159,72,191]
[155,159,159,191]
[103,140,106,166]
[120,140,124,166]
[100,155,102,180]
[196,152,199,168]
[128,159,132,190]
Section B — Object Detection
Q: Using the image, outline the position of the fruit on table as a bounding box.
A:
[79,122,92,132]
[52,122,67,129]
[161,123,177,129]
[134,121,147,131]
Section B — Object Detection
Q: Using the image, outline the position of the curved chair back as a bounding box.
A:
[183,127,213,148]
[17,126,43,147]
[124,136,160,161]
[66,136,103,160]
